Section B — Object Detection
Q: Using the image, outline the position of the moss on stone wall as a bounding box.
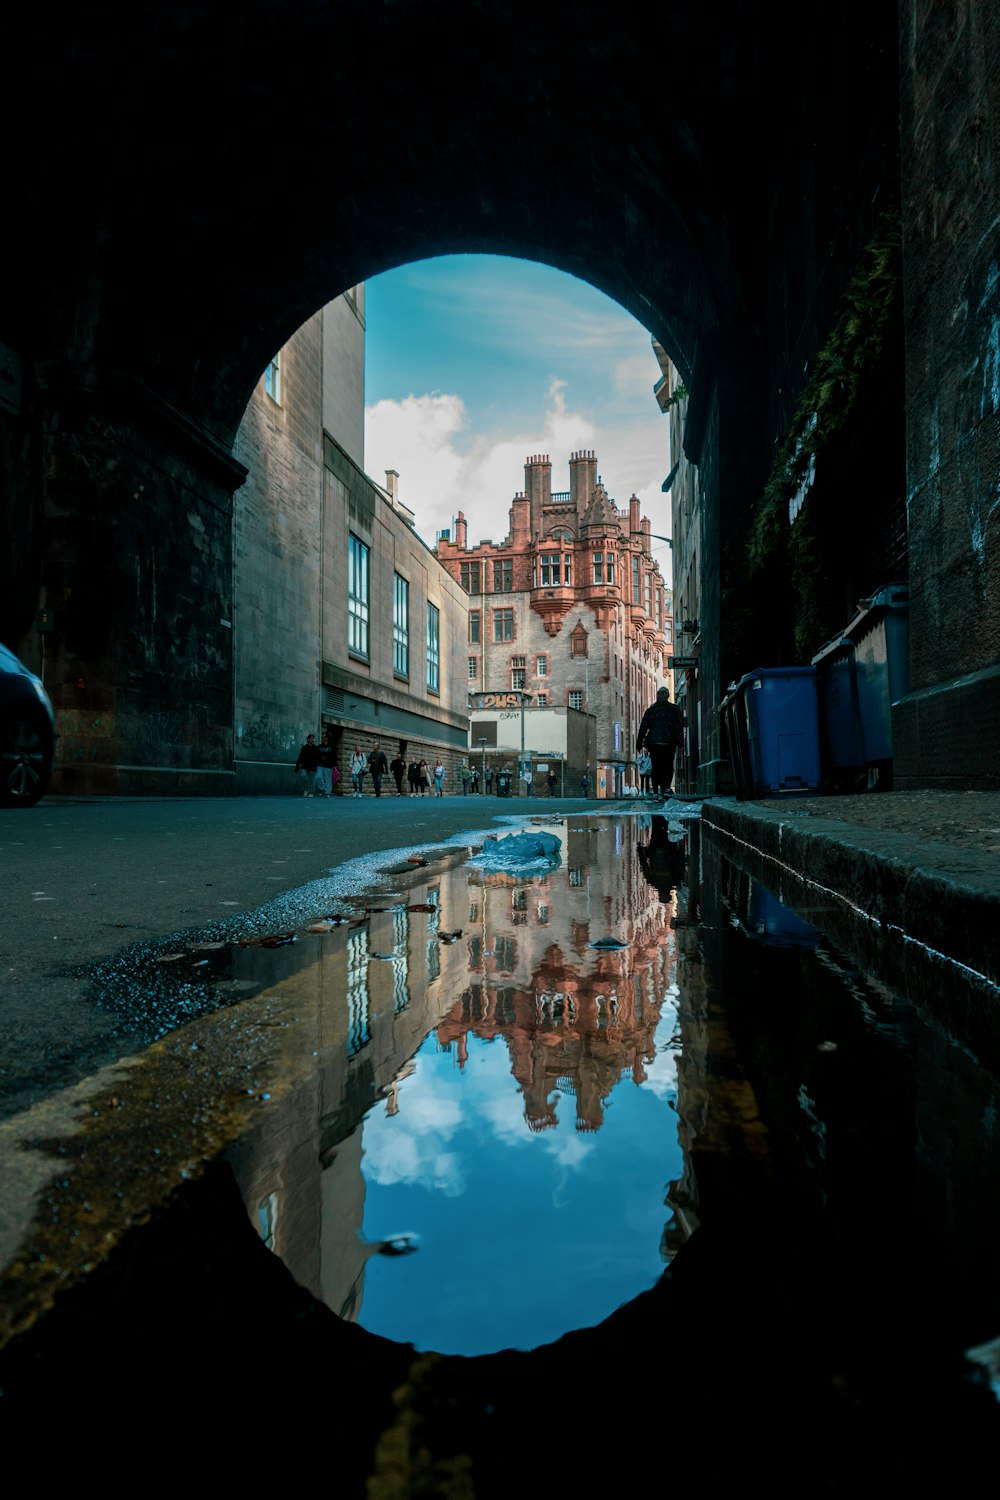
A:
[738,207,903,665]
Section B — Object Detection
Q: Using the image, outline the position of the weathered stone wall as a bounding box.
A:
[233,313,325,795]
[37,386,242,796]
[894,1,1000,788]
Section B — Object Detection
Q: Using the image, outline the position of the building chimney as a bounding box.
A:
[569,450,597,516]
[511,492,530,544]
[630,494,641,537]
[385,469,399,504]
[524,454,551,537]
[454,510,468,550]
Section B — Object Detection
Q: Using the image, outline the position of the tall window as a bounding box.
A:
[569,690,584,710]
[536,655,547,676]
[460,561,481,594]
[592,552,604,584]
[468,656,479,678]
[426,603,440,692]
[564,553,573,584]
[539,553,561,586]
[493,558,513,593]
[493,608,514,641]
[348,534,369,657]
[393,573,409,677]
[264,350,281,403]
[632,556,640,604]
[644,573,652,616]
[469,609,480,643]
[512,667,526,690]
[606,553,615,586]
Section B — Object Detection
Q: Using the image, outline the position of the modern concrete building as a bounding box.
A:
[435,452,672,796]
[233,290,469,794]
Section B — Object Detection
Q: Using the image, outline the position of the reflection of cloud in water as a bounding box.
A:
[480,1087,534,1148]
[542,1130,593,1169]
[364,1130,467,1197]
[363,1088,467,1196]
[545,1130,594,1207]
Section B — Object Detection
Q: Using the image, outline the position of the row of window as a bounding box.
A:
[461,559,512,594]
[466,659,584,708]
[460,551,668,630]
[349,534,439,691]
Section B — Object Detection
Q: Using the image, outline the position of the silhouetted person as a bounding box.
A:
[636,685,683,797]
[637,815,686,900]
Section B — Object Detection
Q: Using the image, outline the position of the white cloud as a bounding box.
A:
[365,380,672,566]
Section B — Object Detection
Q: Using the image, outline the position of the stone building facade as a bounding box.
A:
[233,290,468,795]
[435,453,672,795]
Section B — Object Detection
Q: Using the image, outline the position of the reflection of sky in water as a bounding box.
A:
[359,1026,681,1355]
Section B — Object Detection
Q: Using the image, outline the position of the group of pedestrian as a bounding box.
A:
[298,736,449,800]
[293,685,681,804]
[403,758,433,796]
[294,731,339,797]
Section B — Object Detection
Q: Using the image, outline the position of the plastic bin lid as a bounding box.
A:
[735,665,816,687]
[811,633,854,666]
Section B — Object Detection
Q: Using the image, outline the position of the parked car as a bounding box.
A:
[0,644,56,806]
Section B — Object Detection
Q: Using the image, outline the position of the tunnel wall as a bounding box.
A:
[893,1,1000,788]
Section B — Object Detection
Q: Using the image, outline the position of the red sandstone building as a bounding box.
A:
[435,452,673,795]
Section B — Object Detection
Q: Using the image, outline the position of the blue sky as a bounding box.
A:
[363,256,675,578]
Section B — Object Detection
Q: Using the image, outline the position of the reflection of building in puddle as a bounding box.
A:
[229,871,471,1322]
[229,821,691,1323]
[436,820,678,1132]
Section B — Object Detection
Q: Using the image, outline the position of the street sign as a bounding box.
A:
[669,656,698,669]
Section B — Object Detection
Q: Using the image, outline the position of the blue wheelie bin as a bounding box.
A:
[721,680,753,799]
[844,583,909,777]
[737,665,821,798]
[811,632,866,790]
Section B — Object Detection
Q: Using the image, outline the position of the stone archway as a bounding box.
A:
[4,3,996,789]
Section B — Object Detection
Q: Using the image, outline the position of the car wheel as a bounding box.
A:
[0,708,53,807]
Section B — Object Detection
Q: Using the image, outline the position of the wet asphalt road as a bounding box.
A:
[0,791,590,1121]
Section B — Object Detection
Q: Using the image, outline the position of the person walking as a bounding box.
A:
[485,767,494,795]
[433,760,445,796]
[460,763,470,795]
[315,729,335,797]
[418,759,430,795]
[547,771,558,796]
[391,751,406,796]
[408,758,421,797]
[350,746,367,798]
[295,733,321,796]
[636,685,684,797]
[368,741,388,797]
[580,769,590,798]
[523,767,532,797]
[637,748,653,797]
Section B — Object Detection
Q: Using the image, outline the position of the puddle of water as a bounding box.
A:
[226,814,687,1356]
[4,807,1000,1449]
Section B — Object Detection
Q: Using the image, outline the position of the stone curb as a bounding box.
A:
[701,798,1000,987]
